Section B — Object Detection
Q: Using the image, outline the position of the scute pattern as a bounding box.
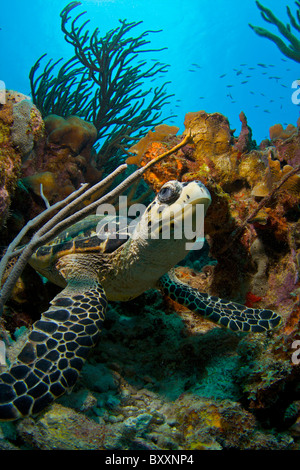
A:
[158,271,281,332]
[34,215,131,262]
[0,278,107,420]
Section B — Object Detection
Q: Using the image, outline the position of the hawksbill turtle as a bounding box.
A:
[0,180,281,420]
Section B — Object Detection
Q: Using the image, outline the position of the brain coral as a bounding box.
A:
[11,98,44,158]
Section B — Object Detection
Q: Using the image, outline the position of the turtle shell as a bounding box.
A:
[34,215,133,263]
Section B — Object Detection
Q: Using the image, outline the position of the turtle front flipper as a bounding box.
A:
[159,271,281,333]
[0,274,106,421]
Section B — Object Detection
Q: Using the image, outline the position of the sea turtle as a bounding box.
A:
[0,180,281,420]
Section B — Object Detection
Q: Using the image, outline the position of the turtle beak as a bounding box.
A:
[153,180,211,236]
[134,180,211,243]
[185,181,211,215]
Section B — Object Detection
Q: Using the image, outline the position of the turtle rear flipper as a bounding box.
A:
[0,274,106,421]
[159,271,281,333]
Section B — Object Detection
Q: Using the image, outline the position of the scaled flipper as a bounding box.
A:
[159,271,281,332]
[0,275,107,421]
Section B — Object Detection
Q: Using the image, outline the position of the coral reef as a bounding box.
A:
[21,113,101,205]
[0,89,103,241]
[127,124,180,166]
[125,109,300,433]
[0,292,296,449]
[249,1,300,63]
[0,91,44,227]
[2,93,300,448]
[127,124,186,192]
[269,120,300,169]
[234,111,256,154]
[0,94,111,297]
[128,108,300,298]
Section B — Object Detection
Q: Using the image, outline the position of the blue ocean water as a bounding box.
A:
[1,0,299,144]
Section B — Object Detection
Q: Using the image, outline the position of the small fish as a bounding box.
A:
[240,63,247,66]
[188,69,196,72]
[191,63,202,68]
[281,84,288,88]
[236,70,242,75]
[263,109,270,113]
[241,81,248,84]
[281,58,288,62]
[254,105,260,108]
[226,84,233,87]
[198,96,205,99]
[250,91,255,95]
[258,63,267,68]
[248,67,255,70]
[219,74,226,78]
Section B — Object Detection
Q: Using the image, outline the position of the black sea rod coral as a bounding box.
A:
[29,1,175,169]
[249,1,300,63]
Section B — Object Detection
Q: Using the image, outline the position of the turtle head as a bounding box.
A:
[132,180,211,260]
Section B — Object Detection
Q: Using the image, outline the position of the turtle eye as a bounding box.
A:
[157,181,181,204]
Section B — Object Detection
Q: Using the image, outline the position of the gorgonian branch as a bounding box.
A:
[249,1,300,63]
[29,2,176,170]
